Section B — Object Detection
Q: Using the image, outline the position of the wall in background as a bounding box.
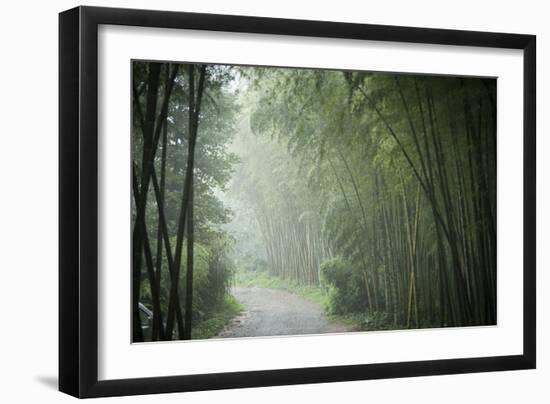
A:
[0,0,546,402]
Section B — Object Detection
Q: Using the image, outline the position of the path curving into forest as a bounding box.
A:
[217,286,353,338]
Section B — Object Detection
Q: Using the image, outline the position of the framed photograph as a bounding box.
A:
[59,6,536,398]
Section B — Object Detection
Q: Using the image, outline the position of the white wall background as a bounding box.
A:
[0,0,546,402]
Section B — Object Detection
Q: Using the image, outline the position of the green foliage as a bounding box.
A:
[320,257,368,315]
[141,234,239,339]
[334,311,395,331]
[191,295,243,340]
[183,235,235,321]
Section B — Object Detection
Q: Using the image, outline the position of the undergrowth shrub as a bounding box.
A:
[320,256,369,315]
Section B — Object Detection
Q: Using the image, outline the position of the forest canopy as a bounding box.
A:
[132,61,496,342]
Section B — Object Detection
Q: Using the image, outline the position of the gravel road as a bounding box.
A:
[217,286,353,338]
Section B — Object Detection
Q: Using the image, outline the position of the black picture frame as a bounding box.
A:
[59,5,536,398]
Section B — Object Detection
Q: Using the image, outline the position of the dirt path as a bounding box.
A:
[217,286,353,338]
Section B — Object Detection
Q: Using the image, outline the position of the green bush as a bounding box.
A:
[191,294,243,339]
[320,257,368,315]
[140,233,236,327]
[191,235,235,321]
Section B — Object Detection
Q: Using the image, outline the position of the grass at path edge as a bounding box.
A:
[234,269,329,308]
[192,294,244,339]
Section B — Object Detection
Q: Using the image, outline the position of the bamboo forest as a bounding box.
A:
[131,61,496,342]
